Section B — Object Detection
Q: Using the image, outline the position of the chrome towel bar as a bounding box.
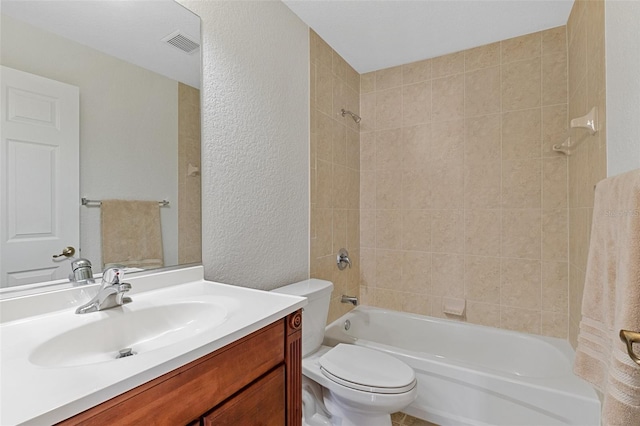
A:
[619,329,640,366]
[81,197,170,207]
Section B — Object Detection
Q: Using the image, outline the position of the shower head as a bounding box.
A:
[341,109,361,124]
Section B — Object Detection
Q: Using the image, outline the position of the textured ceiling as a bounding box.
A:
[284,0,574,73]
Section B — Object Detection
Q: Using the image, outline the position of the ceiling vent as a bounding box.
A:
[162,30,200,55]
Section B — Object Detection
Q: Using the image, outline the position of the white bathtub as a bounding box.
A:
[323,306,600,426]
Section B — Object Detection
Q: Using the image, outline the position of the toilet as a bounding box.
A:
[273,279,417,426]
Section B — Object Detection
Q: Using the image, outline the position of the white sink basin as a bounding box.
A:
[29,301,228,368]
[0,266,307,426]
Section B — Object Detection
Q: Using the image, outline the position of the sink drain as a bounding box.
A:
[116,348,136,359]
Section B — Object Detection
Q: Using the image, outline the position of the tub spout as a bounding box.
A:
[341,295,359,306]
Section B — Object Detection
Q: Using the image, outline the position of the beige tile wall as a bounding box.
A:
[359,27,570,338]
[178,82,202,264]
[309,30,361,323]
[567,0,607,348]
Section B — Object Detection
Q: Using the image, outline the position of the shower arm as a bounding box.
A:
[340,108,361,124]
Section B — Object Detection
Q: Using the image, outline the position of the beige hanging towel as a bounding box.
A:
[574,169,640,426]
[101,199,164,269]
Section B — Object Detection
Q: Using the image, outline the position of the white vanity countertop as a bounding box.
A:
[0,266,306,425]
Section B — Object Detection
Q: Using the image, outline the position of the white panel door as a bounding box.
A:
[0,66,80,287]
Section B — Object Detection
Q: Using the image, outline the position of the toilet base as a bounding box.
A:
[302,377,331,426]
[323,389,392,426]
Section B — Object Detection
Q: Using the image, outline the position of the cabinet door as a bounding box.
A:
[203,366,285,426]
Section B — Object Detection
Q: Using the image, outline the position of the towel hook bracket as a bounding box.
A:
[552,106,599,156]
[620,329,640,366]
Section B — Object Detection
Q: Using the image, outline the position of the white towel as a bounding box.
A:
[574,169,640,425]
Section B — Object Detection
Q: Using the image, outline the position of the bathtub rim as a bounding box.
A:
[323,305,600,402]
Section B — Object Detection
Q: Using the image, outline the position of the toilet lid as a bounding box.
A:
[319,344,416,394]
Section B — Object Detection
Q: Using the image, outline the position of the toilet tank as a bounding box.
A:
[272,279,333,357]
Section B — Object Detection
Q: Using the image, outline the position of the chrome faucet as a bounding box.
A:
[75,267,132,314]
[341,295,359,306]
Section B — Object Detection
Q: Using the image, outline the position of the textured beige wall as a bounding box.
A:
[567,0,607,348]
[309,30,361,324]
[178,83,202,265]
[359,27,570,338]
[179,1,309,289]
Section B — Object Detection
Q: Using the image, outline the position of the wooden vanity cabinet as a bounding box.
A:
[58,310,302,426]
[202,365,285,425]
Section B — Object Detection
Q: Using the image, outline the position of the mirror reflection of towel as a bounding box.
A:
[101,199,164,270]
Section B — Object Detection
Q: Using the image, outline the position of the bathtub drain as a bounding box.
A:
[344,319,351,331]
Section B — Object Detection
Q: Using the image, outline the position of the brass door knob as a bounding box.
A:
[52,246,75,259]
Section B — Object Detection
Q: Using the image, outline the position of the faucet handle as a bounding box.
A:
[337,248,352,270]
[102,266,124,285]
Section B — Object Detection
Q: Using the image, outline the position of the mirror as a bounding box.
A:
[0,0,201,296]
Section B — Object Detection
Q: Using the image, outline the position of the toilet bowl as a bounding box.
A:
[305,345,417,426]
[273,279,417,426]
